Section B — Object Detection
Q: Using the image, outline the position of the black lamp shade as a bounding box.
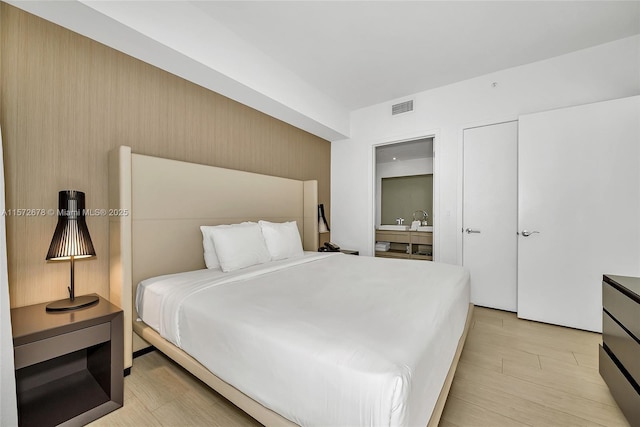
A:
[45,190,98,311]
[46,191,95,260]
[318,203,330,233]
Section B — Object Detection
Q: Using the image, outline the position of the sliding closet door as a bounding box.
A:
[463,121,518,311]
[518,96,640,332]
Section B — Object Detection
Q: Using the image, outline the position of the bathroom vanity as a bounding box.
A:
[375,229,433,261]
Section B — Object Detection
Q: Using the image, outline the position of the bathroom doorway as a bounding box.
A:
[374,137,435,259]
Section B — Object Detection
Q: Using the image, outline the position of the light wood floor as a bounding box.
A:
[90,306,629,426]
[440,306,628,426]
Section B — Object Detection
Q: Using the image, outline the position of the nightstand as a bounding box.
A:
[11,295,123,427]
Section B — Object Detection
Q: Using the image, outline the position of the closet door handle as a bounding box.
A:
[520,230,540,237]
[465,228,481,234]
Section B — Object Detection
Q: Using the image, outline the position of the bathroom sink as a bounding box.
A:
[378,225,410,231]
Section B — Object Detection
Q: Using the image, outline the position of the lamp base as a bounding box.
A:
[46,294,99,312]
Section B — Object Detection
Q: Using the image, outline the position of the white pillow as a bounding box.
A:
[200,225,223,269]
[208,223,271,272]
[258,220,304,261]
[200,222,255,269]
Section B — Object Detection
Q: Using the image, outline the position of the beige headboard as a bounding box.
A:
[108,146,319,368]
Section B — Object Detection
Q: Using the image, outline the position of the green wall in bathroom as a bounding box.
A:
[381,174,433,226]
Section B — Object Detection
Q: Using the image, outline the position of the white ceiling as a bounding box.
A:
[192,1,640,110]
[376,138,433,164]
[7,1,640,140]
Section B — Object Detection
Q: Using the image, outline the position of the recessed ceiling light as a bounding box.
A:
[393,157,397,160]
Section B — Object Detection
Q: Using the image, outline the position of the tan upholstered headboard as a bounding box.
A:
[108,146,319,368]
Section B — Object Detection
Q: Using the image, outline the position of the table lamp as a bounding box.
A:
[45,190,98,311]
[318,204,330,233]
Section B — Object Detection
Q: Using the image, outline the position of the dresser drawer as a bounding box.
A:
[603,311,640,383]
[603,282,640,340]
[599,345,640,425]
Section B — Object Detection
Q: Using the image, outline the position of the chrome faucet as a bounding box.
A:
[396,218,405,225]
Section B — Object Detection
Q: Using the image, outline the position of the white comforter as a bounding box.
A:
[136,253,470,427]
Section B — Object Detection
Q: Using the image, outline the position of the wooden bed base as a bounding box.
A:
[109,146,473,427]
[427,303,474,426]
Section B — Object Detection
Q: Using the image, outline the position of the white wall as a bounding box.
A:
[332,35,640,259]
[375,158,433,226]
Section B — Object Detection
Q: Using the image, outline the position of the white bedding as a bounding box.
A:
[136,252,470,427]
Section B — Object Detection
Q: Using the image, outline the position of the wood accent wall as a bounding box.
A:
[0,4,331,308]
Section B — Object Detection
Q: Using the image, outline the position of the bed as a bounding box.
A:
[108,146,472,427]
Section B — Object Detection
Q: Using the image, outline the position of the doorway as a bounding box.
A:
[374,137,435,257]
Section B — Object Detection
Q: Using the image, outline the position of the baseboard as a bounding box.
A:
[133,345,156,359]
[124,346,157,376]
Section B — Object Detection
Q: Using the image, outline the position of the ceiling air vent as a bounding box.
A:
[392,100,414,116]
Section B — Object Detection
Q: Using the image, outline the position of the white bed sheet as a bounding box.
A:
[136,253,470,427]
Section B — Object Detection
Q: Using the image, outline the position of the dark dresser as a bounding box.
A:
[600,274,640,425]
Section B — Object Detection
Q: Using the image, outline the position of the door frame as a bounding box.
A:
[369,129,440,260]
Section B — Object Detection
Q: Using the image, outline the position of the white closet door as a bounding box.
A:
[463,121,518,311]
[518,96,640,332]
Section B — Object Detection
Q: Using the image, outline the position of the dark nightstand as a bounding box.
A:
[340,249,359,256]
[11,295,123,427]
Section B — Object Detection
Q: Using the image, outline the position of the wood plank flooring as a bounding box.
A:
[441,306,628,426]
[89,306,629,426]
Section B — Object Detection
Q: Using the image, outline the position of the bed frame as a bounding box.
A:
[108,146,473,426]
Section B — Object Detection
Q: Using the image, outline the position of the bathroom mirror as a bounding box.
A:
[381,174,433,226]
